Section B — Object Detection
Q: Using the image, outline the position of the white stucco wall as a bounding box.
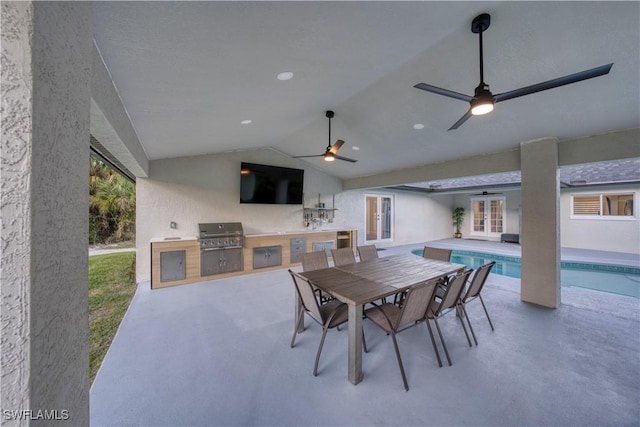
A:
[1,2,91,424]
[392,192,453,245]
[333,189,454,248]
[561,183,639,254]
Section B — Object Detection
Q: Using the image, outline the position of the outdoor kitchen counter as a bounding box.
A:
[150,236,197,243]
[150,238,201,289]
[150,229,357,289]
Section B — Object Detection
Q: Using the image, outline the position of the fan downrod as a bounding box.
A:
[471,13,490,33]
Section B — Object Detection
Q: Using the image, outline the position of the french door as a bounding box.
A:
[365,194,393,244]
[470,196,505,238]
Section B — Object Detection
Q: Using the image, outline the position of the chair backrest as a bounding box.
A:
[357,245,378,261]
[301,251,329,272]
[430,269,473,316]
[289,270,324,323]
[331,248,356,266]
[396,279,439,330]
[463,261,495,301]
[422,246,452,262]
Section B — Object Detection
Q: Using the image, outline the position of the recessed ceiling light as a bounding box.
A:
[352,146,360,151]
[413,123,425,130]
[277,71,294,81]
[240,120,252,125]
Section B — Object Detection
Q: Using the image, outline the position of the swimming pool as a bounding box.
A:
[411,249,640,298]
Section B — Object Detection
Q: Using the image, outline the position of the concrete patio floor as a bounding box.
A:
[90,240,639,426]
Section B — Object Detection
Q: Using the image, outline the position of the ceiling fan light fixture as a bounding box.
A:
[471,99,494,115]
[323,152,335,162]
[470,87,495,115]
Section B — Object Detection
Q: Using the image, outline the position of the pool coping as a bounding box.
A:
[414,238,640,269]
[444,249,640,275]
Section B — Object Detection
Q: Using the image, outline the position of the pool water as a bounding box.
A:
[411,249,640,298]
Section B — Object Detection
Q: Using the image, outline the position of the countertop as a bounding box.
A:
[244,229,355,238]
[150,236,198,243]
[150,229,356,241]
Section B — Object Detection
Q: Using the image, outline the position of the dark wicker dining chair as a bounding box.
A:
[289,270,366,376]
[426,269,474,367]
[357,245,379,261]
[331,248,356,266]
[364,279,439,391]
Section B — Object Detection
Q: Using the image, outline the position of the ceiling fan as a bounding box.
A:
[472,190,503,196]
[294,110,357,163]
[414,13,614,130]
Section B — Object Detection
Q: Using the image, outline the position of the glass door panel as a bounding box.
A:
[490,199,504,233]
[365,196,378,241]
[473,200,485,233]
[381,196,392,239]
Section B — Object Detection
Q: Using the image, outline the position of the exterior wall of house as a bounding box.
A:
[450,189,521,240]
[334,189,454,248]
[1,2,91,424]
[560,183,639,254]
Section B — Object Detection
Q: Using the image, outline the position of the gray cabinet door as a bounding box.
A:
[290,237,307,263]
[160,250,186,282]
[201,249,243,276]
[253,246,282,269]
[201,251,224,276]
[312,240,335,257]
[222,249,243,272]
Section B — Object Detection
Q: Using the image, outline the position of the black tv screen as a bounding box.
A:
[240,162,304,205]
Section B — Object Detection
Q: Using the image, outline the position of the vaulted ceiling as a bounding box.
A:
[93,2,639,181]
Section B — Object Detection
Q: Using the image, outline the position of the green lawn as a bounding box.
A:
[89,251,136,385]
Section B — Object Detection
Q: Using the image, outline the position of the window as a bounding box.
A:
[571,193,635,219]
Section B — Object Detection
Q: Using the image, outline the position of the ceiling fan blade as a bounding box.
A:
[448,109,473,130]
[494,63,614,103]
[335,155,358,163]
[329,139,345,155]
[414,83,473,102]
[293,154,324,159]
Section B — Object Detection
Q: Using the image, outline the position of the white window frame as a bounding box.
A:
[570,191,636,221]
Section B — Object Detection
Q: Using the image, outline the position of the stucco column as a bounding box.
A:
[520,137,561,308]
[1,2,92,425]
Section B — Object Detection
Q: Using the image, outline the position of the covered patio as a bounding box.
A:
[3,3,638,424]
[90,241,639,426]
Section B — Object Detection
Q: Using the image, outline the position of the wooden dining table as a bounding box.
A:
[298,253,465,385]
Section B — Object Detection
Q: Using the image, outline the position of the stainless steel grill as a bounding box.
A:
[198,223,244,276]
[198,222,244,251]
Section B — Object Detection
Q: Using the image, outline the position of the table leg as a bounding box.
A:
[347,303,364,385]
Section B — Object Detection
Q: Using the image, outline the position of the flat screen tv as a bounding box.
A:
[240,162,304,205]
